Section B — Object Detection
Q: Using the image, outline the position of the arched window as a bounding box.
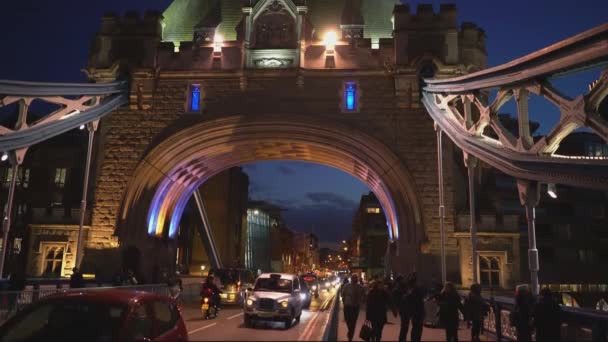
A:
[479,255,501,288]
[418,63,436,99]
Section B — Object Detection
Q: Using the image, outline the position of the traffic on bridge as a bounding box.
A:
[1,0,608,341]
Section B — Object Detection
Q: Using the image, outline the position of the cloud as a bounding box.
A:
[305,192,357,209]
[277,165,297,175]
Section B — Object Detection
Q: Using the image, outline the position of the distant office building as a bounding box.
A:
[0,130,102,278]
[294,232,319,274]
[271,223,295,274]
[245,201,284,273]
[454,131,608,298]
[351,192,389,280]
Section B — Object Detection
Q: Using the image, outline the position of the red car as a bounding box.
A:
[0,289,188,342]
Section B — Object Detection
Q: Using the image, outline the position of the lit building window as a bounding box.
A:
[342,82,360,113]
[54,168,67,189]
[190,84,202,112]
[479,255,501,288]
[1,168,30,189]
[366,207,381,214]
[43,245,65,276]
[585,142,608,157]
[52,168,67,206]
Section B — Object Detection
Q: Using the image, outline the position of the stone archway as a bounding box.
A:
[117,113,425,276]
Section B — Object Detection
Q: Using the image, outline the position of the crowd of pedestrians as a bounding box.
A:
[340,273,563,342]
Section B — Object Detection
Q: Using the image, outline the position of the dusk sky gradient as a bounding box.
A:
[0,0,606,245]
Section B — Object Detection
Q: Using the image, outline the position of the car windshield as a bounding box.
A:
[298,279,310,290]
[254,278,293,293]
[2,300,127,342]
[213,269,238,284]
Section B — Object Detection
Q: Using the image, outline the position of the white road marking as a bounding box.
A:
[227,312,244,320]
[188,322,217,335]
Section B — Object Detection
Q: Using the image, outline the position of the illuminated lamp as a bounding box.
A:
[547,183,557,199]
[323,31,337,68]
[213,34,224,55]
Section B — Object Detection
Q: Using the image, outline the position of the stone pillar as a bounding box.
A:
[295,5,307,68]
[517,179,540,295]
[243,6,253,68]
[393,4,410,65]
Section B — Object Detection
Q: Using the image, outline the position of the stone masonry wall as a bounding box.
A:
[90,70,461,279]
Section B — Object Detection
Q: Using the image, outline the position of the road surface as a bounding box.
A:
[182,287,337,341]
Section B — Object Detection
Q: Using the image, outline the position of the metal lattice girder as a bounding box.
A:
[422,23,608,190]
[0,80,128,152]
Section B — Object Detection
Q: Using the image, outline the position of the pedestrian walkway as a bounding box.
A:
[336,304,494,341]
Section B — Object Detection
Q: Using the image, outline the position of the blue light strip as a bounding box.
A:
[345,82,356,111]
[191,86,200,111]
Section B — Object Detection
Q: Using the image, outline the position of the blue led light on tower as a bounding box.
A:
[345,82,356,111]
[191,85,200,111]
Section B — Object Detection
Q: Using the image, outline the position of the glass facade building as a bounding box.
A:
[245,208,273,273]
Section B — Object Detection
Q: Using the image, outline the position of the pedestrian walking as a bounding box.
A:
[394,273,425,342]
[341,274,365,342]
[464,283,489,342]
[366,280,397,342]
[510,284,534,342]
[533,288,561,342]
[435,282,464,342]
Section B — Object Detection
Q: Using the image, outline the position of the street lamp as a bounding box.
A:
[547,183,557,199]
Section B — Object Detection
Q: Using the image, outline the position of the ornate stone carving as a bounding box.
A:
[252,1,296,49]
[254,58,293,68]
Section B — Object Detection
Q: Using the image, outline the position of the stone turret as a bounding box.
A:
[341,0,365,43]
[393,4,485,67]
[89,10,163,72]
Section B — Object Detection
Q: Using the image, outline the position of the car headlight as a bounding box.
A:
[312,285,317,290]
[300,293,306,300]
[246,299,254,306]
[280,301,289,308]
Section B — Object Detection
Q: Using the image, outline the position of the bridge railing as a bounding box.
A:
[473,294,608,341]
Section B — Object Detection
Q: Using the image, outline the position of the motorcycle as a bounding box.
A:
[201,287,219,320]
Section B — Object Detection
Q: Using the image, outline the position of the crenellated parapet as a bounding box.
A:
[89,10,164,72]
[393,4,486,68]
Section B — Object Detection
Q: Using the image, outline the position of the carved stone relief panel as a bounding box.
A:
[252,1,296,49]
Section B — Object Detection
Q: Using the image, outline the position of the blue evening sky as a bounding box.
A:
[0,0,606,245]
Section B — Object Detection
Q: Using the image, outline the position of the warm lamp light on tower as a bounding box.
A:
[213,34,224,54]
[323,31,338,55]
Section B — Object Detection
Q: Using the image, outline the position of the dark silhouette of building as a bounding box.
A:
[350,192,389,280]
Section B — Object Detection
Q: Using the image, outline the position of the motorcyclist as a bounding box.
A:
[202,274,222,310]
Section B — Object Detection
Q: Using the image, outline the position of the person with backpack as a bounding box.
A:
[435,282,465,342]
[511,285,535,342]
[464,283,489,342]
